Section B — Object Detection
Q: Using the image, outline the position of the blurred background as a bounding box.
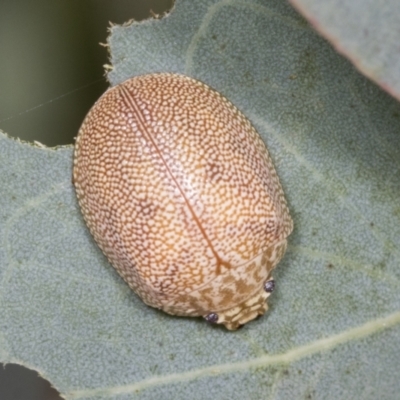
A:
[0,0,173,147]
[0,0,173,398]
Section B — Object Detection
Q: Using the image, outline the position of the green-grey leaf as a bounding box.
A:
[1,0,400,399]
[290,0,400,101]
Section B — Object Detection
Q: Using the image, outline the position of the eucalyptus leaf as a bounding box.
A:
[290,0,400,101]
[1,0,400,399]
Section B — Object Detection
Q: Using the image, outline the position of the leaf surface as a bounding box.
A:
[290,0,400,101]
[1,1,400,399]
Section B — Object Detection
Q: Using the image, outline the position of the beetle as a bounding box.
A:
[73,73,293,330]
